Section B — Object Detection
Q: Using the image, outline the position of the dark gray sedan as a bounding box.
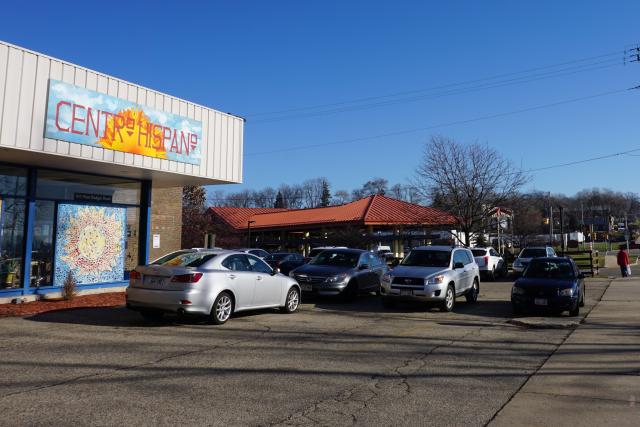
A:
[289,248,388,300]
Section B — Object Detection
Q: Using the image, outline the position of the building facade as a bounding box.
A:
[210,195,459,257]
[0,40,243,299]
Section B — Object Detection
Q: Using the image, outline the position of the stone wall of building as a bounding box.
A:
[149,186,183,261]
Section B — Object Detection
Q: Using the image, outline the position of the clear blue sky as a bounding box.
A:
[2,1,639,197]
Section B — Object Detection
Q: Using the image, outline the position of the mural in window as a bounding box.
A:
[54,204,126,285]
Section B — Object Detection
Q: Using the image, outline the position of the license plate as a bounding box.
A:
[300,284,313,292]
[400,289,413,296]
[146,277,165,287]
[534,298,548,306]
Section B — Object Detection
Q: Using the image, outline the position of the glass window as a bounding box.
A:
[247,255,273,273]
[222,254,252,271]
[471,249,486,257]
[402,250,451,267]
[154,251,217,267]
[311,251,359,267]
[31,201,55,287]
[520,248,547,258]
[452,250,467,266]
[524,260,575,279]
[0,197,25,289]
[463,250,474,265]
[36,169,141,205]
[0,165,27,197]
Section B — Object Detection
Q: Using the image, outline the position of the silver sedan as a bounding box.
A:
[126,249,301,324]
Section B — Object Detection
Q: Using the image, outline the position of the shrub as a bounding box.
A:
[62,271,78,300]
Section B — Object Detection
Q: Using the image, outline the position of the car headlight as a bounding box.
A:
[512,286,526,295]
[426,275,444,285]
[325,273,348,283]
[382,273,392,282]
[559,288,574,297]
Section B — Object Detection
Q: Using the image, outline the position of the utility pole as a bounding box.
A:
[549,205,554,247]
[559,206,565,254]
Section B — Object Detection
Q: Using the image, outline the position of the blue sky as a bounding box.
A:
[2,1,639,197]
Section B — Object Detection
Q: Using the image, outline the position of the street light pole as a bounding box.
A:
[247,220,256,248]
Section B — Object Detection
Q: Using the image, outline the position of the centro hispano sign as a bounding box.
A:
[45,80,202,165]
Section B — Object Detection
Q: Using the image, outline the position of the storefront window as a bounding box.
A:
[32,201,55,287]
[0,165,27,197]
[0,197,25,289]
[36,170,141,205]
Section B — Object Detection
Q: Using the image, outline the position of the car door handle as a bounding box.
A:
[228,274,236,279]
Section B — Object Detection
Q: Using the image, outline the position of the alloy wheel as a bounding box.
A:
[216,295,232,322]
[445,287,454,310]
[287,289,299,312]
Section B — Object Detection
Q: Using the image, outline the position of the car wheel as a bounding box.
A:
[382,297,396,308]
[281,287,300,314]
[490,267,496,281]
[512,303,523,315]
[210,292,233,325]
[440,284,455,312]
[140,309,164,322]
[465,279,479,303]
[579,288,585,307]
[341,281,357,302]
[569,301,580,317]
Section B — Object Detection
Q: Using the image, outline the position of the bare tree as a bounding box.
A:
[332,190,350,205]
[414,135,527,245]
[301,178,327,208]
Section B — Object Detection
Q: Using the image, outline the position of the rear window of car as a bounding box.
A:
[471,249,487,257]
[520,249,547,258]
[153,252,217,267]
[524,260,575,279]
[265,253,291,261]
[311,251,359,267]
[401,250,451,267]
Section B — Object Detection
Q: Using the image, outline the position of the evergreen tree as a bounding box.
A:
[274,191,285,208]
[320,180,331,207]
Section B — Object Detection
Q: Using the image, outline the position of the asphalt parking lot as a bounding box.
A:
[0,277,613,426]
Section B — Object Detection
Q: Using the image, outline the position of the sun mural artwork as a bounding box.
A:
[54,204,126,286]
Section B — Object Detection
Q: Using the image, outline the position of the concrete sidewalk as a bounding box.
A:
[490,275,640,426]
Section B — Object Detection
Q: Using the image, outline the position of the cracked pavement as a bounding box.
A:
[0,278,615,426]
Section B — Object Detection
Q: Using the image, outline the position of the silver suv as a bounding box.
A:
[380,246,480,312]
[512,246,556,276]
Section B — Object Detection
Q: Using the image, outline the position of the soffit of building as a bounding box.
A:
[0,147,234,188]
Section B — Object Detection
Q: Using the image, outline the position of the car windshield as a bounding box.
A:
[308,249,326,258]
[471,249,487,257]
[524,260,574,279]
[520,248,547,258]
[265,253,290,261]
[153,252,217,268]
[311,251,359,267]
[401,250,451,267]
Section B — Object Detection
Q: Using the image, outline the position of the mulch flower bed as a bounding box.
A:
[0,292,125,318]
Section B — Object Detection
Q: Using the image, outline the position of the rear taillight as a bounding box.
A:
[130,271,141,280]
[484,256,489,266]
[171,273,203,283]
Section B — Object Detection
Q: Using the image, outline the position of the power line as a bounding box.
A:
[250,59,623,124]
[246,87,629,156]
[246,49,626,118]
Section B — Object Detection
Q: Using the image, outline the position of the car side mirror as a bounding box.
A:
[271,267,280,276]
[454,262,464,269]
[359,264,370,270]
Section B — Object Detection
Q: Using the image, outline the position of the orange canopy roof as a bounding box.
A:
[210,195,458,231]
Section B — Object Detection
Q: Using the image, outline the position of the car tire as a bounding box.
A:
[512,303,523,315]
[280,287,300,314]
[210,291,233,325]
[140,309,164,322]
[382,297,396,308]
[579,288,585,307]
[569,301,580,317]
[465,279,479,303]
[341,281,357,302]
[440,284,455,312]
[490,266,496,281]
